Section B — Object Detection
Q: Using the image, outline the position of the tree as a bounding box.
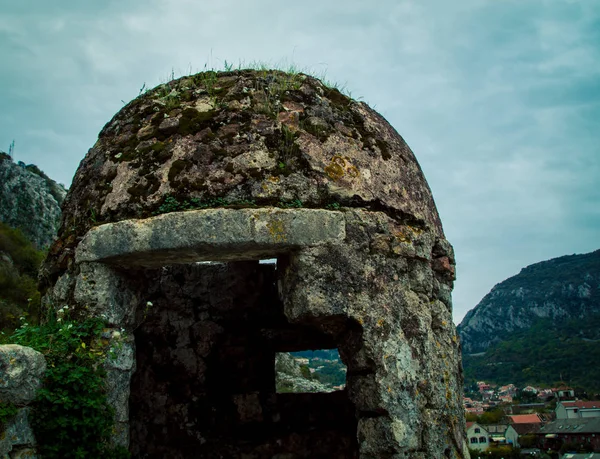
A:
[516,389,538,404]
[478,408,505,424]
[519,434,538,448]
[465,412,478,422]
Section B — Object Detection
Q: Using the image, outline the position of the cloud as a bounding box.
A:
[0,0,598,323]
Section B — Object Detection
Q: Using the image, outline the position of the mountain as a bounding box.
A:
[0,152,66,249]
[459,249,600,390]
[0,153,65,331]
[0,222,45,331]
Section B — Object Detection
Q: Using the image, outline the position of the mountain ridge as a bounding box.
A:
[459,249,600,354]
[0,152,66,249]
[459,249,600,390]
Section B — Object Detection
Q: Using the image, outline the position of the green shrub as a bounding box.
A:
[0,222,44,277]
[8,310,129,458]
[0,222,44,332]
[0,401,18,431]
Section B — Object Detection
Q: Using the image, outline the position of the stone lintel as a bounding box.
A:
[75,208,345,267]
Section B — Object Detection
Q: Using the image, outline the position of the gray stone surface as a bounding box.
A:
[75,207,345,267]
[41,70,468,457]
[0,155,65,249]
[280,210,465,457]
[0,409,36,457]
[74,262,140,325]
[46,208,467,456]
[0,345,46,405]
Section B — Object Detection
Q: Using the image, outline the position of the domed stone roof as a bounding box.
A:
[44,69,443,283]
[40,70,467,457]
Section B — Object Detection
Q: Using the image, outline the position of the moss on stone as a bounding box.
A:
[168,159,190,182]
[127,176,160,201]
[376,139,392,160]
[178,108,217,136]
[44,68,446,295]
[323,87,351,109]
[300,117,333,143]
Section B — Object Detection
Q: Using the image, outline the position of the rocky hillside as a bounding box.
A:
[0,222,45,331]
[275,353,336,393]
[0,152,66,249]
[459,249,600,390]
[459,249,600,354]
[275,350,347,393]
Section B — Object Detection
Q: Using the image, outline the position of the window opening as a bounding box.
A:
[275,348,347,393]
[259,258,277,265]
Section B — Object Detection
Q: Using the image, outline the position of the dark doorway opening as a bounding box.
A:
[129,259,359,458]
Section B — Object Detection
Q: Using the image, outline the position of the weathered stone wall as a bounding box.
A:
[43,207,467,458]
[0,344,46,458]
[40,69,468,458]
[282,210,463,457]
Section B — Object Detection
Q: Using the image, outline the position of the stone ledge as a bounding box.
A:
[75,208,346,267]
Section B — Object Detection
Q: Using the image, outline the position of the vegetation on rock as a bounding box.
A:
[0,400,18,431]
[42,67,442,291]
[4,310,129,459]
[460,249,600,392]
[463,315,600,392]
[0,222,44,332]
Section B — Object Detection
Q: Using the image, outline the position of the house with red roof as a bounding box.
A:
[510,414,542,424]
[508,414,543,436]
[557,401,600,419]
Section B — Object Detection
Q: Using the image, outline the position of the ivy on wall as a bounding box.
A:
[5,309,129,459]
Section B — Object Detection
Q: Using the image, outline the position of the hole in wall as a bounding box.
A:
[275,348,347,393]
[258,258,277,265]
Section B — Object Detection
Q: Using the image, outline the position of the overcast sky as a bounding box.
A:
[1,0,598,323]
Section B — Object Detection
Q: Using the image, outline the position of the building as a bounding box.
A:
[554,386,576,400]
[486,424,519,448]
[509,414,543,436]
[538,418,600,452]
[499,384,517,397]
[36,69,467,458]
[467,422,490,451]
[557,401,600,419]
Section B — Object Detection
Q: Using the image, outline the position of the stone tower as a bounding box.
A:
[42,70,468,458]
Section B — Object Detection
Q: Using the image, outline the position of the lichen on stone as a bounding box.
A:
[38,69,466,458]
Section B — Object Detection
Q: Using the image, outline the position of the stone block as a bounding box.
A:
[0,346,46,405]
